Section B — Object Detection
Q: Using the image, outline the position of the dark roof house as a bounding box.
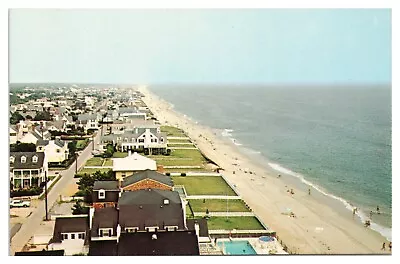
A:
[118,189,184,231]
[50,216,90,244]
[10,152,45,170]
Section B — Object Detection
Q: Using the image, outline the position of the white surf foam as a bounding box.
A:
[268,162,392,241]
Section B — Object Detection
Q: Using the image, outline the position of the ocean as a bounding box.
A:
[149,84,392,240]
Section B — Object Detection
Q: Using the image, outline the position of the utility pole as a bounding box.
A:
[44,171,48,221]
[92,132,95,151]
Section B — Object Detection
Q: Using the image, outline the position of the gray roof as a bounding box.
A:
[118,189,184,231]
[91,207,119,238]
[36,138,65,148]
[93,181,119,191]
[118,189,181,206]
[10,152,45,169]
[78,113,97,121]
[51,216,89,243]
[122,170,173,188]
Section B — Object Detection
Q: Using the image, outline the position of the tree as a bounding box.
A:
[34,111,52,121]
[25,114,33,120]
[72,200,89,215]
[68,140,77,156]
[103,144,115,158]
[10,143,36,152]
[10,111,25,124]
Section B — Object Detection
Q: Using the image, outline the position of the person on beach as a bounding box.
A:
[381,242,386,251]
[370,210,373,219]
[377,206,380,214]
[308,188,311,195]
[389,242,392,251]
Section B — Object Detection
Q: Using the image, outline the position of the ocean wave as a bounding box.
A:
[268,162,392,241]
[221,129,242,146]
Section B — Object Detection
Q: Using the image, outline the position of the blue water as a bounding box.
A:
[149,85,392,240]
[218,240,257,255]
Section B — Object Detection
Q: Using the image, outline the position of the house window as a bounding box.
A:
[32,156,38,163]
[78,233,85,239]
[99,228,113,237]
[38,147,43,151]
[125,227,139,233]
[10,156,15,163]
[98,189,105,199]
[62,234,68,240]
[56,149,60,153]
[160,137,164,143]
[139,139,144,143]
[146,227,158,232]
[71,234,75,239]
[21,156,26,163]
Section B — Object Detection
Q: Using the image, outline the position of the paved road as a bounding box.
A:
[9,128,102,255]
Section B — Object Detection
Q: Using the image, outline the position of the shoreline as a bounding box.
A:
[139,86,391,254]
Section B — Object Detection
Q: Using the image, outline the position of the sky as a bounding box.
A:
[9,9,391,84]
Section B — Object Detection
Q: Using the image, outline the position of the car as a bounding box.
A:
[10,199,31,208]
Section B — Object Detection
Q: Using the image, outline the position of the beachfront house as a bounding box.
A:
[101,128,167,155]
[9,152,48,189]
[112,152,157,181]
[9,126,18,144]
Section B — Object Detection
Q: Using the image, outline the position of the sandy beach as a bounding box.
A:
[139,86,391,254]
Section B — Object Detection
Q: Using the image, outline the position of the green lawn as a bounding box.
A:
[161,125,186,137]
[76,139,89,150]
[171,176,236,195]
[78,168,111,176]
[167,139,192,143]
[112,152,128,158]
[188,199,250,212]
[206,216,265,230]
[167,143,196,148]
[104,158,113,166]
[163,168,213,173]
[147,149,207,167]
[85,157,103,166]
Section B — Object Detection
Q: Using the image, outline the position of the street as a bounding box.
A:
[9,128,102,256]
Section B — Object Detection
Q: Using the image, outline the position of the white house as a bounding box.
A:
[77,113,101,131]
[36,139,69,164]
[112,151,157,181]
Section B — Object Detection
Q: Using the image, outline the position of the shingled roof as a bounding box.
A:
[118,189,184,231]
[117,231,199,255]
[93,181,119,191]
[10,152,45,169]
[91,207,119,238]
[122,170,173,188]
[50,216,89,244]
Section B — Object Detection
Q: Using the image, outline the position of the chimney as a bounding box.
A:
[194,222,200,238]
[89,207,94,229]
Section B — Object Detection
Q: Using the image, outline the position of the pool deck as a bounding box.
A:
[216,237,288,255]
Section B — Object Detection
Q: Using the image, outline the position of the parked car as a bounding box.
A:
[10,199,31,208]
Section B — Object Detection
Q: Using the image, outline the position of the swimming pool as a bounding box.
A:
[217,240,257,255]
